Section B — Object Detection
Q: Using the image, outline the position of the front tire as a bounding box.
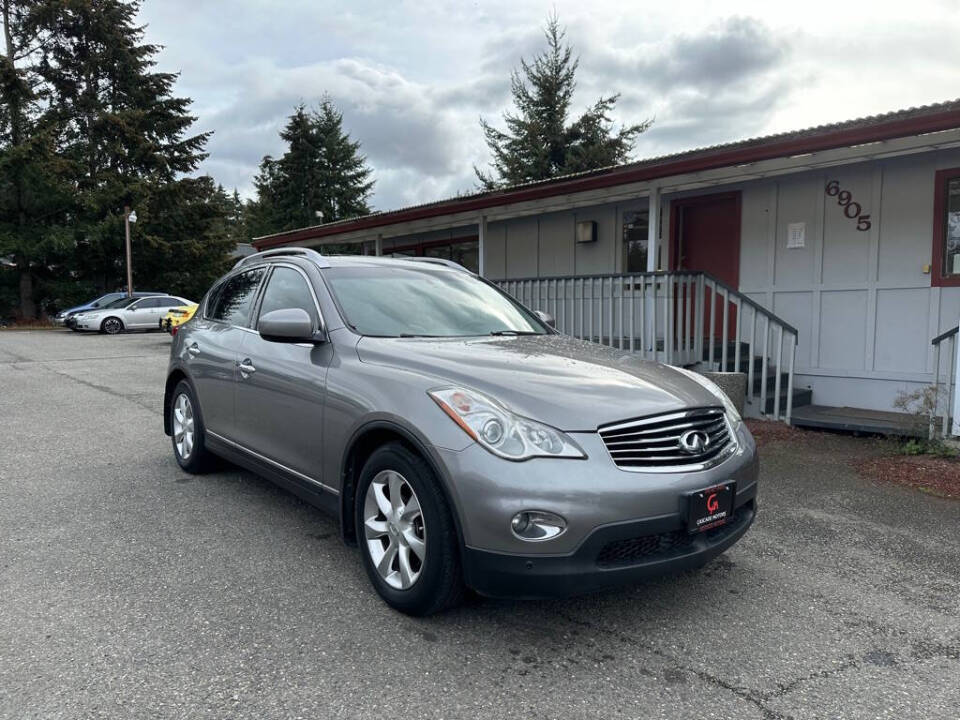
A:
[169,380,214,473]
[101,316,124,334]
[356,442,464,615]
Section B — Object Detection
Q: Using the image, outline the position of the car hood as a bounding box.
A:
[60,304,92,316]
[355,334,720,431]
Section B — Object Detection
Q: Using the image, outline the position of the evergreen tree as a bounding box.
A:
[476,15,651,190]
[35,0,215,296]
[0,0,71,319]
[248,99,374,236]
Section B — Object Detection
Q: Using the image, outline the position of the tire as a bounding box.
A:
[169,380,214,473]
[101,316,124,334]
[355,442,465,615]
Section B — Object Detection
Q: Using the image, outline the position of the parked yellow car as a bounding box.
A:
[159,303,198,335]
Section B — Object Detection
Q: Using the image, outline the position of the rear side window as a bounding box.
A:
[257,267,319,328]
[157,297,183,308]
[210,268,265,326]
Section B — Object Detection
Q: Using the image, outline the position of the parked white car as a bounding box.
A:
[73,295,194,334]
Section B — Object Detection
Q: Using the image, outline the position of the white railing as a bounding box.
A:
[930,325,958,439]
[496,271,799,423]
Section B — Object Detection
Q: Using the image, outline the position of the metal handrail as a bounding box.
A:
[700,271,799,338]
[494,270,800,424]
[930,323,958,439]
[500,270,799,337]
[932,326,959,346]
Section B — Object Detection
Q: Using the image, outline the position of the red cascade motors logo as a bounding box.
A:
[706,493,719,513]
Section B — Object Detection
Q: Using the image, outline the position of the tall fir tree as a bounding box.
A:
[0,0,71,319]
[475,15,651,190]
[247,99,373,237]
[34,0,226,299]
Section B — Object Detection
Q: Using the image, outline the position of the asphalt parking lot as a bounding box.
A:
[1,330,958,719]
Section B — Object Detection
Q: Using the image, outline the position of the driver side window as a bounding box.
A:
[257,267,319,328]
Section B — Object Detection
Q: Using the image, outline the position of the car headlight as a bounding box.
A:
[428,387,586,461]
[672,367,742,421]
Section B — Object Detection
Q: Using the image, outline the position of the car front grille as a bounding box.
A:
[596,504,751,568]
[598,406,734,471]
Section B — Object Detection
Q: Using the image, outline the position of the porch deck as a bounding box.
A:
[790,405,922,437]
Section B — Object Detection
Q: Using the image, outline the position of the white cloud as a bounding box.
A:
[138,0,960,212]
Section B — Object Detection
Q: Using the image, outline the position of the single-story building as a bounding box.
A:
[252,99,960,433]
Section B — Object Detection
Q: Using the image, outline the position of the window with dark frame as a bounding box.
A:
[934,167,960,287]
[623,210,650,273]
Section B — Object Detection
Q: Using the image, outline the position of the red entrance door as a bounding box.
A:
[670,192,741,341]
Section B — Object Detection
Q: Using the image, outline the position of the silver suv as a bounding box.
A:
[164,249,758,615]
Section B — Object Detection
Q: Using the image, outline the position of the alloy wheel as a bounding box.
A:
[363,470,426,590]
[172,393,195,460]
[103,318,122,334]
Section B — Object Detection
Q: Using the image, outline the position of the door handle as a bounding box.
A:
[238,359,256,377]
[186,343,200,357]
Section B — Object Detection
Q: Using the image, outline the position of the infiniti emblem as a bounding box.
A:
[678,430,710,455]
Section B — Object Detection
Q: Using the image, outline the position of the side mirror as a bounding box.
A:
[258,308,324,344]
[534,310,556,328]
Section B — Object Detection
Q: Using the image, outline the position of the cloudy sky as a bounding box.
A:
[138,0,960,212]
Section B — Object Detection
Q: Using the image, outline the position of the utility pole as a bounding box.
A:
[124,207,137,296]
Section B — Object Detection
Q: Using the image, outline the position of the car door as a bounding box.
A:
[123,297,158,328]
[186,268,266,441]
[233,264,333,489]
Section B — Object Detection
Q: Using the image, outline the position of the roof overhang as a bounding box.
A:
[253,100,960,250]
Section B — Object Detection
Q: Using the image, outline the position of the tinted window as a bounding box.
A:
[104,296,139,309]
[139,298,163,309]
[210,269,265,326]
[157,297,183,308]
[324,265,546,337]
[257,267,319,327]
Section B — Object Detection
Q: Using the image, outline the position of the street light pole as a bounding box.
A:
[124,206,137,296]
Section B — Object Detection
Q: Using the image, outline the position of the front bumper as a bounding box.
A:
[463,491,756,598]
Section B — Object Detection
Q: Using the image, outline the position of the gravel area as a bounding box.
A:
[1,330,959,719]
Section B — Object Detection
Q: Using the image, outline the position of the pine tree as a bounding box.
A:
[0,0,71,319]
[475,15,651,190]
[248,99,374,236]
[35,0,214,295]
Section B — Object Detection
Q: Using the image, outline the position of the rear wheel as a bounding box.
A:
[170,380,214,473]
[101,316,123,334]
[356,443,464,615]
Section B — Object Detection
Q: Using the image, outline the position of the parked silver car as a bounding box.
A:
[74,294,193,334]
[164,249,757,615]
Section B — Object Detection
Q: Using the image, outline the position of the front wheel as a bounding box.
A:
[101,317,124,334]
[356,443,464,615]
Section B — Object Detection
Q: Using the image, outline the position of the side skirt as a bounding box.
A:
[205,433,340,518]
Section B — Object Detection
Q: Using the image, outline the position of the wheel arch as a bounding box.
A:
[339,420,465,551]
[163,368,192,436]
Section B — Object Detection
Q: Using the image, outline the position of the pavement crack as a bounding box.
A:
[34,363,161,416]
[553,610,789,720]
[763,655,859,700]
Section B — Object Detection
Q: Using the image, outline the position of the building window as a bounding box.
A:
[934,167,960,286]
[386,237,479,273]
[623,210,649,273]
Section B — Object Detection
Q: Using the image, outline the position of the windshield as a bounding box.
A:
[324,266,547,338]
[90,293,122,308]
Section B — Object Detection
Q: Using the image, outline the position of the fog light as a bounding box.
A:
[510,510,567,541]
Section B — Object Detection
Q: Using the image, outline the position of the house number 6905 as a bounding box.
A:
[825,180,871,231]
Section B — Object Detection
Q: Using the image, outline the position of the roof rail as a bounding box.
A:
[402,256,474,274]
[234,247,331,270]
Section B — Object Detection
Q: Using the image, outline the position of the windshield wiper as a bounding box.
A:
[489,330,541,336]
